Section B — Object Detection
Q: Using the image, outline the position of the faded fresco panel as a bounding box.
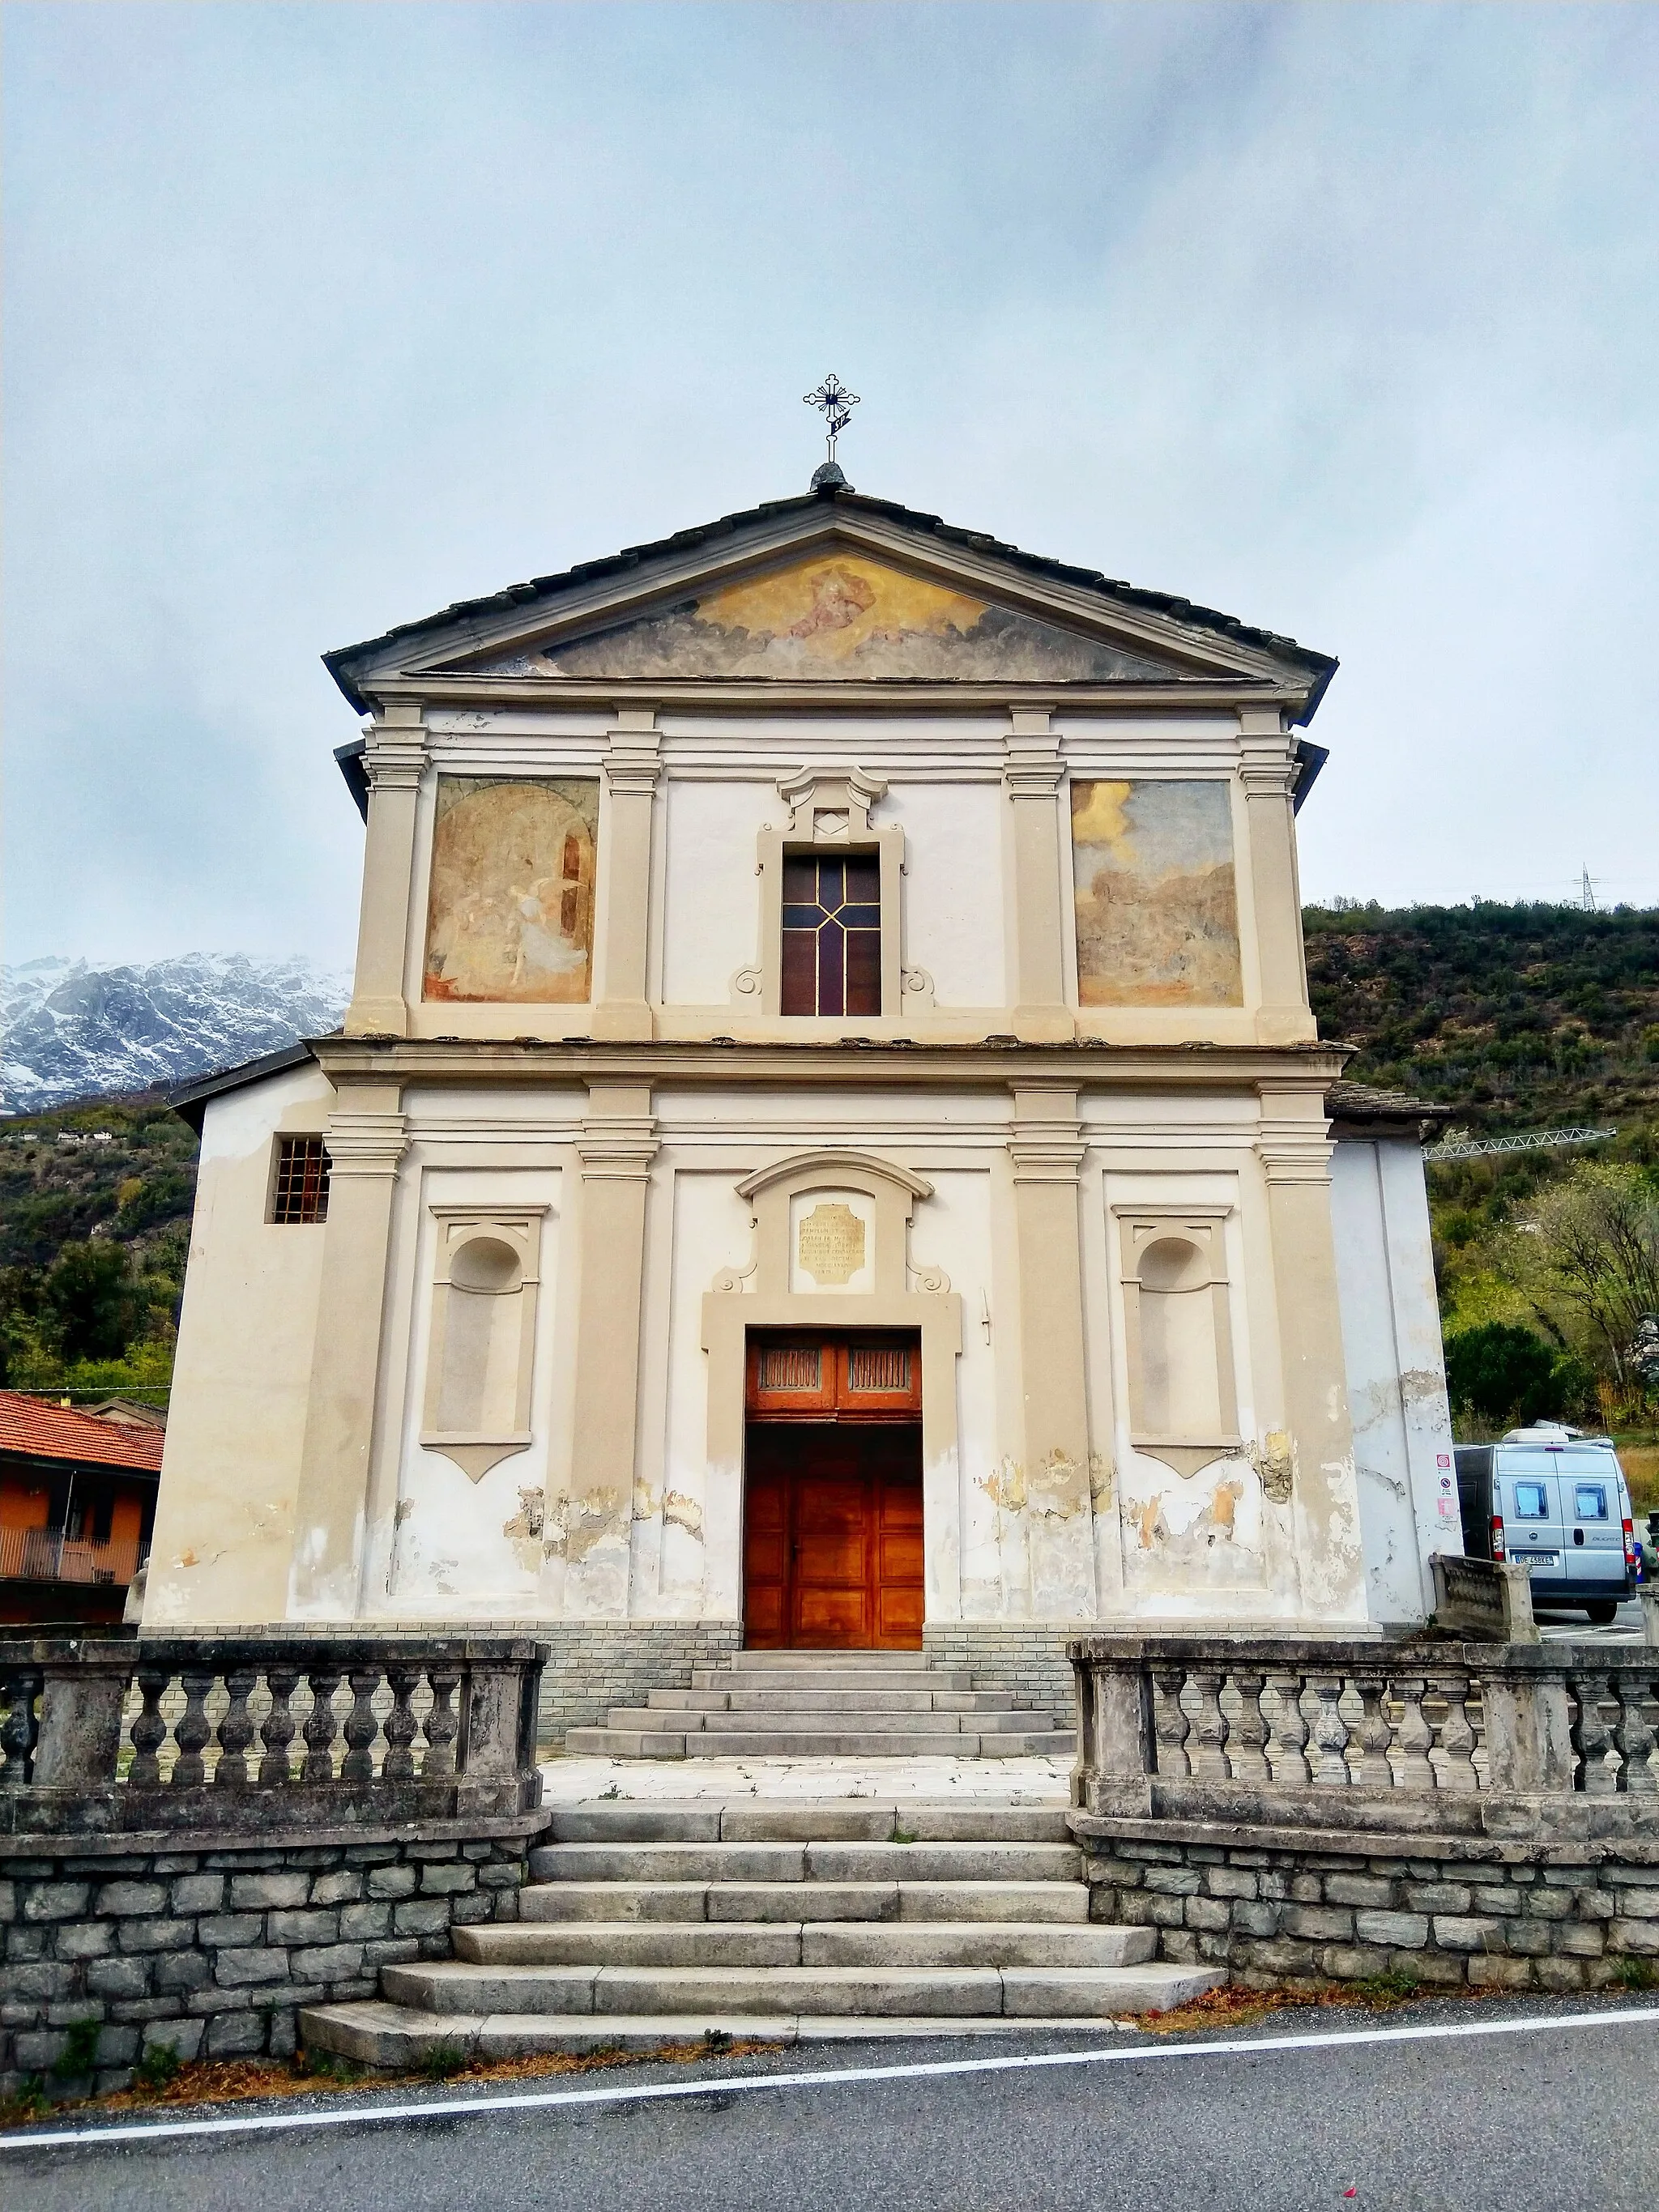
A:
[424,777,599,1003]
[467,555,1179,684]
[1072,780,1243,1007]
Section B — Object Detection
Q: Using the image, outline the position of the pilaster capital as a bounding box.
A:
[362,706,428,794]
[576,1117,659,1181]
[322,1110,408,1177]
[1256,1087,1333,1183]
[1007,1081,1085,1183]
[1237,714,1298,799]
[578,1080,658,1181]
[604,705,663,796]
[1003,706,1064,799]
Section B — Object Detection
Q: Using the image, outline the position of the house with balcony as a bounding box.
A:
[0,1394,161,1626]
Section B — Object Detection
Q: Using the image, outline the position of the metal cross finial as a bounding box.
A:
[804,373,860,464]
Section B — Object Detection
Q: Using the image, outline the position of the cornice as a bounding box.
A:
[309,1035,1352,1093]
[370,674,1296,718]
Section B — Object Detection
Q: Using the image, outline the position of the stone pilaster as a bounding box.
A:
[1238,710,1316,1044]
[591,706,661,1041]
[1007,1084,1097,1617]
[1003,708,1075,1042]
[564,1083,659,1615]
[1257,1085,1367,1622]
[344,706,427,1038]
[288,1089,408,1617]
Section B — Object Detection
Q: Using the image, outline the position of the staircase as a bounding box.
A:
[565,1648,1075,1758]
[300,1799,1222,2063]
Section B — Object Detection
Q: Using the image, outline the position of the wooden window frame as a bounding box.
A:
[746,768,906,1021]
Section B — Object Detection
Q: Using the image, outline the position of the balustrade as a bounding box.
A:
[0,1636,546,1829]
[1071,1634,1659,1814]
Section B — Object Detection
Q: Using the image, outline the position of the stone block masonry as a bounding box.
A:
[923,1625,1074,1726]
[0,1814,544,2099]
[1072,1815,1659,1994]
[535,1622,743,1749]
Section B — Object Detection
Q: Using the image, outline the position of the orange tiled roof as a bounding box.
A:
[0,1392,165,1473]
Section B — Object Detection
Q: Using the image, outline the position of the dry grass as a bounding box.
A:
[1125,1974,1482,2036]
[0,2035,787,2130]
[1618,1443,1659,1516]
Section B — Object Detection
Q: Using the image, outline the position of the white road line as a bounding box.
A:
[6,2005,1658,2154]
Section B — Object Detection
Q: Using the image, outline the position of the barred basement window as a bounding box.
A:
[271,1136,330,1224]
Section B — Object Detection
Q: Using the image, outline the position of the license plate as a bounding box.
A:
[1510,1551,1561,1569]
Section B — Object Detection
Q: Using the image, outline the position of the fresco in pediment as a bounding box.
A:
[1072,780,1243,1007]
[424,777,598,1003]
[471,555,1178,681]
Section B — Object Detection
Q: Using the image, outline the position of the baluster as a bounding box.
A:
[258,1663,301,1786]
[1308,1673,1352,1784]
[127,1662,169,1788]
[301,1667,344,1783]
[215,1664,258,1789]
[1611,1669,1657,1795]
[1351,1670,1394,1787]
[423,1665,462,1779]
[170,1666,216,1788]
[1149,1667,1192,1779]
[1431,1673,1479,1793]
[1392,1676,1435,1790]
[341,1666,382,1783]
[1228,1672,1270,1783]
[1188,1669,1229,1779]
[1568,1670,1614,1794]
[382,1666,421,1783]
[0,1666,43,1788]
[1265,1672,1311,1785]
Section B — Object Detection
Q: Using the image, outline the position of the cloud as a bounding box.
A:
[5,2,1657,962]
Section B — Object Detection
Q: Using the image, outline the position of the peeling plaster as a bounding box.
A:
[663,1490,706,1540]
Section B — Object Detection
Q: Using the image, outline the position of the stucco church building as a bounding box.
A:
[147,471,1459,1737]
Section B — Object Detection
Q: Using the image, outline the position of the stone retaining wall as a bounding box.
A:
[1072,1815,1659,1993]
[0,1813,545,2099]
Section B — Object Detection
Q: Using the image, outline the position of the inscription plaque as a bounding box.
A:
[797,1201,867,1287]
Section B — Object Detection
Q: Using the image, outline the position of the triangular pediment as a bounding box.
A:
[457,550,1183,684]
[324,489,1336,713]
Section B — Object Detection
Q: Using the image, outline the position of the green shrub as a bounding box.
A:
[1444,1323,1571,1426]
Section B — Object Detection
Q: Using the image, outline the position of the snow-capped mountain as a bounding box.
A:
[2,955,352,1113]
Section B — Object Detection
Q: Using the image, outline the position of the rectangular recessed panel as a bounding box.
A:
[847,1344,911,1394]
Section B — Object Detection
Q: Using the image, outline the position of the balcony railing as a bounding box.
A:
[0,1527,150,1588]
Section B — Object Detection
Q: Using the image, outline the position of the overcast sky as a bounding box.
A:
[6,2,1657,970]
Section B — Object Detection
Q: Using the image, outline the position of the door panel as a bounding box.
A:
[743,1421,923,1648]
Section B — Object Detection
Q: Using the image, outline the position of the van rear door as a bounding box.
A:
[1561,1447,1627,1593]
[1498,1450,1567,1582]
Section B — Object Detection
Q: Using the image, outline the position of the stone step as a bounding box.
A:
[377,1958,1209,2021]
[542,1801,1073,1845]
[646,1688,1035,1715]
[680,1730,1071,1759]
[519,1878,1090,1925]
[299,1996,1220,2066]
[452,1920,1151,1971]
[528,1840,1083,1885]
[603,1707,1047,1736]
[700,1666,973,1689]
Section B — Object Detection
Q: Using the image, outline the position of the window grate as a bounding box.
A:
[847,1345,911,1393]
[273,1136,331,1224]
[757,1345,821,1392]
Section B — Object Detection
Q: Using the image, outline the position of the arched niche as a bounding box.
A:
[701,1149,963,1621]
[420,1205,547,1481]
[1115,1208,1242,1480]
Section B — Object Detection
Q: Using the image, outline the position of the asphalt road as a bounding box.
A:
[5,1997,1657,2212]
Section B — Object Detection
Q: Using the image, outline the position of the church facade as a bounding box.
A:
[146,484,1459,1732]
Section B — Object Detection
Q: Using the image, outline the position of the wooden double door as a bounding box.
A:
[743,1423,924,1650]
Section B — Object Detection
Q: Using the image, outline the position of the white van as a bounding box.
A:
[1454,1424,1637,1623]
